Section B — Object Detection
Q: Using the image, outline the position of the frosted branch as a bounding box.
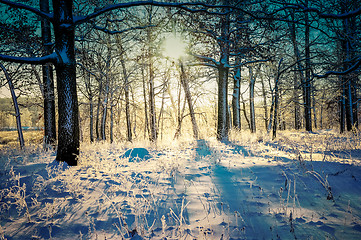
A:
[0,53,57,65]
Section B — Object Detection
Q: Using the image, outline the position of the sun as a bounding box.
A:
[163,36,187,60]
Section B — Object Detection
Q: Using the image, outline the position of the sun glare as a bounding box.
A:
[163,36,186,60]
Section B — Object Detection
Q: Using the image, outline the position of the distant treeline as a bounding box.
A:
[0,97,43,129]
[0,127,42,131]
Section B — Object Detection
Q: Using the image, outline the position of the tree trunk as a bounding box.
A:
[118,38,132,142]
[340,80,346,133]
[110,104,114,143]
[261,76,268,130]
[101,44,112,141]
[0,64,25,149]
[120,56,132,142]
[53,0,79,166]
[180,61,199,139]
[293,70,301,130]
[232,64,241,130]
[272,73,280,140]
[149,62,157,142]
[240,91,250,129]
[95,79,102,140]
[216,0,230,141]
[142,61,149,139]
[249,67,256,133]
[341,3,358,131]
[312,83,317,129]
[287,8,302,130]
[40,0,56,147]
[89,95,94,142]
[147,27,157,142]
[304,0,312,132]
[101,85,108,141]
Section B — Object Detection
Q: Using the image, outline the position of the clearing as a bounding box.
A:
[1,130,361,239]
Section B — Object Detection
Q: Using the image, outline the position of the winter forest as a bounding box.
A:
[0,0,361,239]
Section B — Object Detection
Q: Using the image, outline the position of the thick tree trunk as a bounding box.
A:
[40,0,56,147]
[217,65,229,140]
[53,0,79,166]
[216,0,230,141]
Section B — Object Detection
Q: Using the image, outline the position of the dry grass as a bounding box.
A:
[0,130,43,147]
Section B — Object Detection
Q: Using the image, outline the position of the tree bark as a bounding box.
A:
[95,79,102,140]
[272,69,280,140]
[89,94,94,142]
[216,0,230,141]
[53,0,79,166]
[341,2,358,131]
[146,17,157,142]
[120,54,132,142]
[249,67,256,133]
[101,84,108,141]
[261,76,268,130]
[180,61,199,139]
[110,104,114,143]
[141,60,150,139]
[40,0,56,147]
[287,8,302,130]
[304,0,312,132]
[232,64,241,130]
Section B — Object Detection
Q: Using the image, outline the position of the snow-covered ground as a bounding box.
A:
[1,130,361,239]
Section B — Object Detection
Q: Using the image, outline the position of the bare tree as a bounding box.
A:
[0,63,25,149]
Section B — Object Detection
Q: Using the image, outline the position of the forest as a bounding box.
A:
[0,0,361,239]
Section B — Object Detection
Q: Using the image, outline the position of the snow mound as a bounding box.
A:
[121,148,151,162]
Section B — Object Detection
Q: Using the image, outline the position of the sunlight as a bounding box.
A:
[163,36,186,60]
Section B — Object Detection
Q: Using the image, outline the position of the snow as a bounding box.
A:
[1,130,361,239]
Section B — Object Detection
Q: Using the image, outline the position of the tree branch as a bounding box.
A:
[74,1,248,25]
[273,3,361,19]
[93,24,156,35]
[314,58,361,78]
[0,53,57,65]
[192,54,220,67]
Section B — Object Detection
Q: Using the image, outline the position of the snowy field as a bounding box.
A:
[1,130,361,239]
